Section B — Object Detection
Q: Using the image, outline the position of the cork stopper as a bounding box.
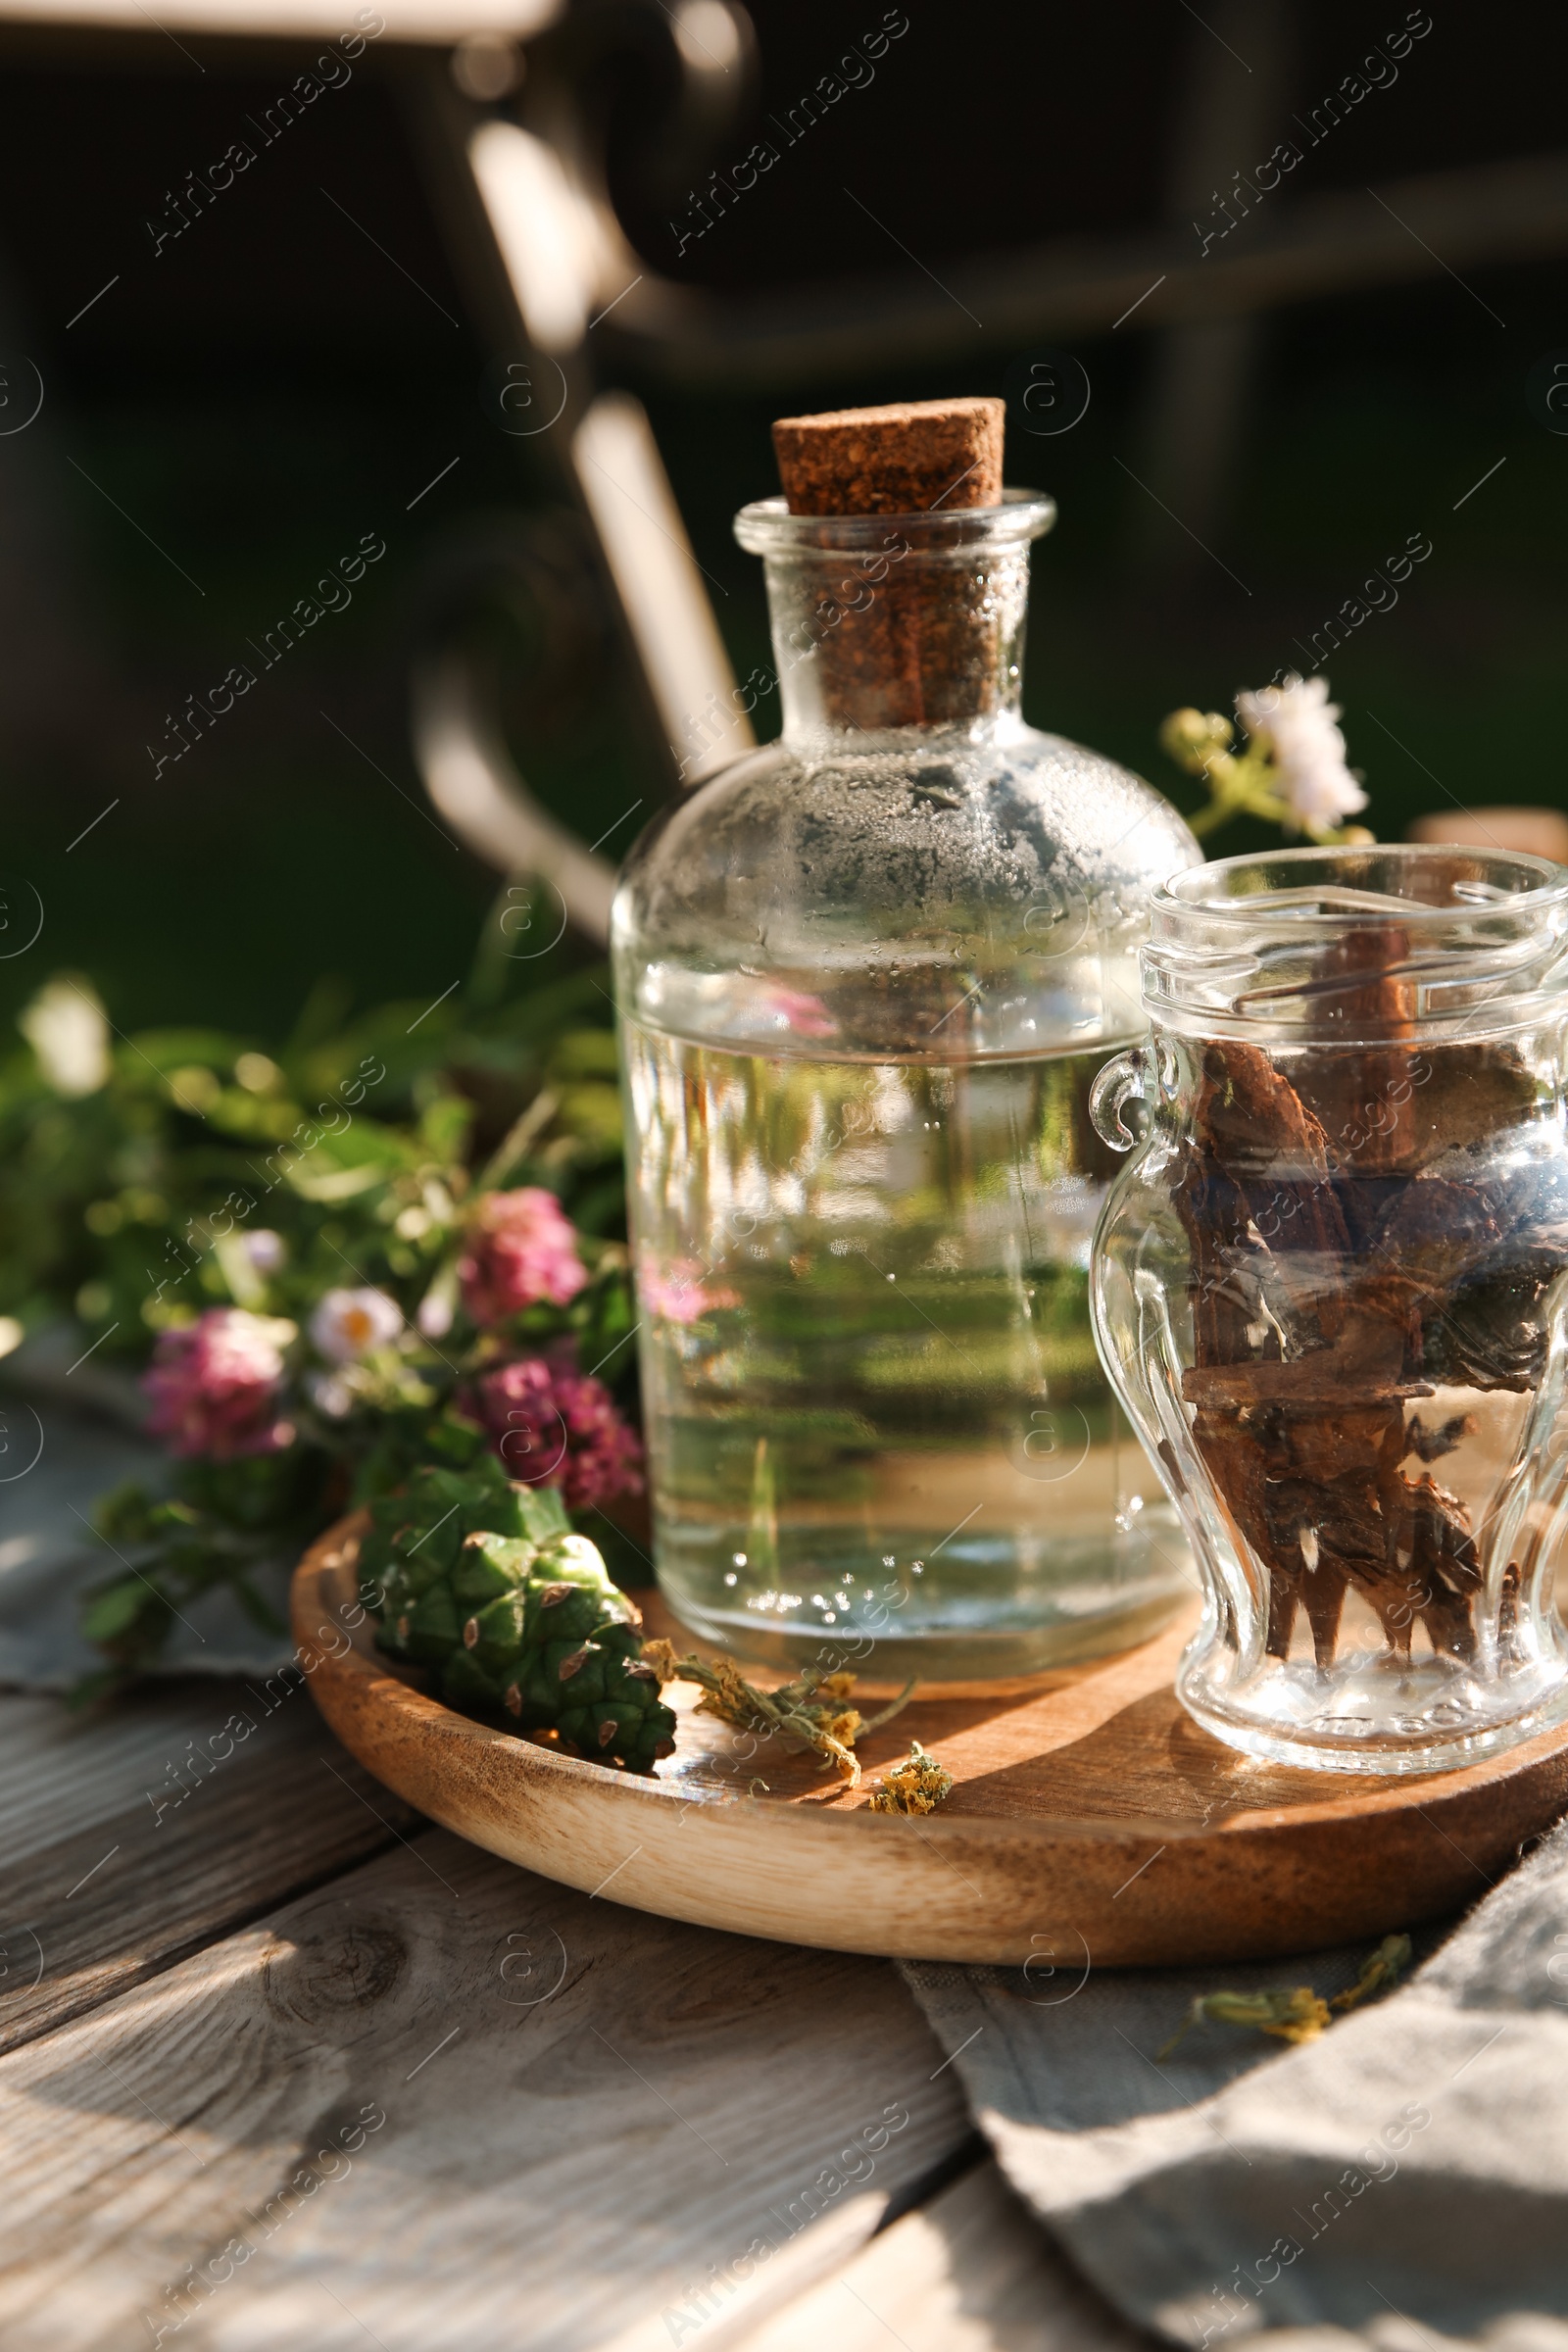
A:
[765,396,1016,729]
[772,397,1004,516]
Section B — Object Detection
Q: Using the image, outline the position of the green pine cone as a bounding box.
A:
[362,1460,568,1663]
[362,1470,675,1772]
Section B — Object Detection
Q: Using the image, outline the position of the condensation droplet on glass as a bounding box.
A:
[723,1572,737,1586]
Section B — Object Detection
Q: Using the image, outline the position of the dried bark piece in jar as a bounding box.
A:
[1173,1040,1350,1368]
[770,397,1009,729]
[1294,921,1423,1177]
[1174,1021,1489,1667]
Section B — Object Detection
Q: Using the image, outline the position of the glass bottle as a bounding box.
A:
[1091,844,1568,1771]
[613,489,1200,1679]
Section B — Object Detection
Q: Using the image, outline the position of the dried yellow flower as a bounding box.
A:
[867,1740,954,1815]
[692,1657,758,1727]
[639,1641,913,1786]
[1156,1931,1411,2063]
[1158,1984,1330,2062]
[1332,1933,1412,2013]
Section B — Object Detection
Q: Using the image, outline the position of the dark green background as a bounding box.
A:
[0,2,1561,1044]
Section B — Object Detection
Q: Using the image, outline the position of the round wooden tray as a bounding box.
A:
[292,1514,1568,1967]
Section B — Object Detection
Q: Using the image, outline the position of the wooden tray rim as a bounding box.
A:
[292,1512,1568,1850]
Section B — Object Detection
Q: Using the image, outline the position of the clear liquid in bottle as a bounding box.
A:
[626,1016,1191,1677]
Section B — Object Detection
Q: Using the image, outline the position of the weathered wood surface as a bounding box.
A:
[297,1521,1568,1969]
[0,1677,416,2052]
[0,1824,971,2352]
[731,2159,1152,2352]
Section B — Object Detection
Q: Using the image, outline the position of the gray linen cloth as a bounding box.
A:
[903,1822,1568,2350]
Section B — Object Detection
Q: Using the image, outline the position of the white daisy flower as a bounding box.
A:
[309,1286,404,1364]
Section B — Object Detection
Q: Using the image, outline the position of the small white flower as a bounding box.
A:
[19,976,110,1097]
[243,1229,286,1274]
[416,1288,455,1339]
[1236,673,1367,830]
[309,1287,403,1364]
[308,1370,355,1420]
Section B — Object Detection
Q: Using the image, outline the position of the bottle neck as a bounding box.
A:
[764,540,1030,739]
[733,494,1055,744]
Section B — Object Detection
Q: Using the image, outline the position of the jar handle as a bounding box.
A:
[1090,1047,1152,1152]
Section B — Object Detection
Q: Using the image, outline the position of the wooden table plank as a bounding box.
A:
[729,2158,1152,2352]
[0,1677,416,2053]
[0,1828,971,2352]
[0,1687,256,1871]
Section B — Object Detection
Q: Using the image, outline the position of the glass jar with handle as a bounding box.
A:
[1090,843,1568,1771]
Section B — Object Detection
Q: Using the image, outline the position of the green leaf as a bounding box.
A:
[95,1479,157,1544]
[422,1410,489,1468]
[81,1579,156,1640]
[417,1093,473,1162]
[122,1028,244,1071]
[548,1029,620,1080]
[515,1484,570,1544]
